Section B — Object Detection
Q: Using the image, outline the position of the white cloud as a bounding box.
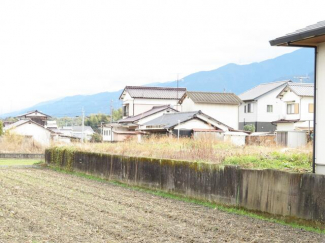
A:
[0,0,324,114]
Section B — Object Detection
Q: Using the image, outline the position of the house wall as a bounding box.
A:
[316,42,325,174]
[174,119,216,130]
[122,92,180,117]
[181,98,239,129]
[239,85,286,132]
[12,123,52,146]
[280,90,314,123]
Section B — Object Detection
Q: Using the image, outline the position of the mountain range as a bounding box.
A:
[2,48,315,118]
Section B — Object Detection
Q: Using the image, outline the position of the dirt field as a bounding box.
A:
[0,167,323,243]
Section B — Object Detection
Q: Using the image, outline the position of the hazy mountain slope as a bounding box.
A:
[1,48,314,118]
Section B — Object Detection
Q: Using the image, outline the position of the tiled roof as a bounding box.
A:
[17,110,51,118]
[239,80,291,101]
[142,111,198,129]
[287,83,314,97]
[118,105,177,123]
[72,126,94,133]
[181,91,242,105]
[141,111,232,130]
[120,86,186,100]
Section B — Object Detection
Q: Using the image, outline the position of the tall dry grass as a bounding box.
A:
[53,135,313,166]
[0,132,45,153]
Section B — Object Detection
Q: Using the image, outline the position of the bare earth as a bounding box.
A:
[0,167,323,243]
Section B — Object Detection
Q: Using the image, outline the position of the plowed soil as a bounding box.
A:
[0,167,323,243]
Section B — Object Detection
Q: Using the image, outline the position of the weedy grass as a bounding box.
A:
[0,159,43,166]
[48,165,325,235]
[0,132,45,153]
[50,136,313,172]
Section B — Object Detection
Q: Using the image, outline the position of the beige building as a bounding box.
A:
[179,91,242,130]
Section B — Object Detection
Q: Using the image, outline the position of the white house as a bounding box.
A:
[119,86,186,118]
[270,20,324,174]
[4,119,55,146]
[179,91,242,130]
[273,82,314,132]
[102,105,178,142]
[239,80,291,132]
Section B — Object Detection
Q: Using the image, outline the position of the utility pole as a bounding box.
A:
[81,107,85,143]
[110,100,113,123]
[178,120,180,140]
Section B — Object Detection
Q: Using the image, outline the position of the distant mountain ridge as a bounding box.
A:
[1,48,314,118]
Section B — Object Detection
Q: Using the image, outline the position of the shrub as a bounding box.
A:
[243,124,255,132]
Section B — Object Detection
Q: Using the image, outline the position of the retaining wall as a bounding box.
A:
[45,149,325,224]
[0,153,44,159]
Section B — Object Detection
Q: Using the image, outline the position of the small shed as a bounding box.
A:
[276,131,307,148]
[224,131,247,146]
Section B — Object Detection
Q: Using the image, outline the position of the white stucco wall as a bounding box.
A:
[316,42,325,174]
[11,122,52,146]
[280,90,314,122]
[133,99,180,116]
[174,119,215,130]
[121,92,180,117]
[181,98,239,129]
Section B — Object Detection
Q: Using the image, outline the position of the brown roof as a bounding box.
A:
[272,119,301,125]
[119,86,186,100]
[180,91,242,105]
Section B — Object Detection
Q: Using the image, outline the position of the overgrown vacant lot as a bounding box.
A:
[55,137,313,172]
[0,167,322,242]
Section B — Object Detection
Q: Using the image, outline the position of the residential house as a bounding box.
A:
[102,105,177,142]
[139,110,233,136]
[179,91,242,130]
[4,119,55,146]
[273,82,314,132]
[269,21,325,173]
[239,80,291,132]
[16,110,51,126]
[119,86,186,118]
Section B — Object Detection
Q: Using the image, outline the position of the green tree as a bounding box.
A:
[90,133,102,143]
[112,108,123,121]
[243,124,255,133]
[0,120,3,136]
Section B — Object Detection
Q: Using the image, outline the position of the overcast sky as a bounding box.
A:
[1,0,325,114]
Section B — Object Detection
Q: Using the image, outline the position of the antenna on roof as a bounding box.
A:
[294,75,309,83]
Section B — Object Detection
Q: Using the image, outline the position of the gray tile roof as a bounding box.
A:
[182,91,242,105]
[142,111,199,129]
[141,111,232,130]
[279,82,314,97]
[118,105,177,123]
[270,20,325,46]
[72,126,94,133]
[120,86,186,100]
[239,80,291,101]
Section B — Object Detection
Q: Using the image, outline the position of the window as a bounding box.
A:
[108,129,111,136]
[267,105,273,113]
[123,105,129,117]
[247,103,254,113]
[287,103,299,114]
[244,105,246,113]
[309,103,314,113]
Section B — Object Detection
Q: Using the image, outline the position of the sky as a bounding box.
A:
[1,0,325,114]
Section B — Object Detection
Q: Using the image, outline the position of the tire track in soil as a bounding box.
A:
[0,168,324,243]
